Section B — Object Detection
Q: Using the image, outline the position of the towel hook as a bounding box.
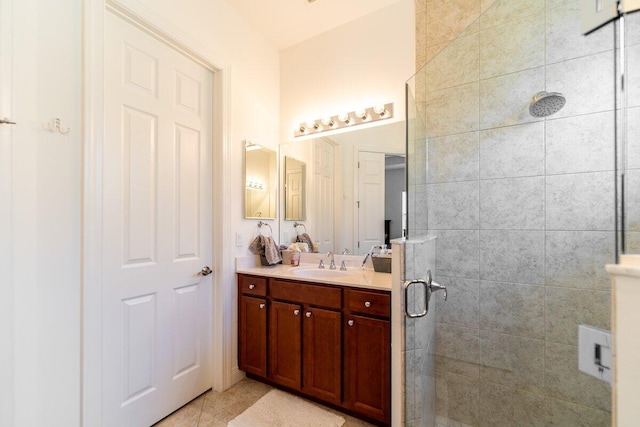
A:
[257,221,273,236]
[293,222,307,233]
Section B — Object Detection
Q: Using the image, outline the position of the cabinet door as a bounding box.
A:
[302,307,342,405]
[345,315,391,424]
[269,300,302,390]
[238,295,267,378]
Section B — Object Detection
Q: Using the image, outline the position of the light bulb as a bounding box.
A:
[374,105,388,117]
[356,109,369,121]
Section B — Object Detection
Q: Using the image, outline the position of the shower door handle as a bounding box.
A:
[404,279,428,318]
[404,270,447,318]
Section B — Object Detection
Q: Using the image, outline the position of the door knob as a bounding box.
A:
[198,266,213,276]
[348,320,354,326]
[0,118,16,125]
[249,284,255,290]
[259,303,265,309]
[305,311,312,318]
[294,309,300,316]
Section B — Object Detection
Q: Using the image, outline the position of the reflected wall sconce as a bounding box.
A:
[294,103,393,137]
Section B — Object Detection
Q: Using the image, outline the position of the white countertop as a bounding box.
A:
[236,262,392,292]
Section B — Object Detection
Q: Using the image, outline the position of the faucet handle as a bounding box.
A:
[318,259,325,269]
[340,260,348,271]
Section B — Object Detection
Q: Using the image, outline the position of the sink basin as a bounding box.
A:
[289,268,350,278]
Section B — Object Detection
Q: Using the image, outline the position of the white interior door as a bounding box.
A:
[357,151,385,254]
[103,12,213,426]
[314,139,334,253]
[286,160,304,220]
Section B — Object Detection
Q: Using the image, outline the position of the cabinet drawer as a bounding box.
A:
[270,279,341,310]
[239,275,268,297]
[347,289,390,319]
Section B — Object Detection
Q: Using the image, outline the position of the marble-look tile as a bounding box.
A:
[628,106,640,170]
[479,230,545,285]
[435,354,480,379]
[626,169,640,232]
[625,232,640,253]
[545,287,610,346]
[480,177,545,230]
[478,0,543,29]
[426,0,481,47]
[479,122,544,179]
[426,32,479,93]
[416,0,427,13]
[545,398,611,427]
[546,51,615,119]
[479,281,545,339]
[477,382,545,427]
[480,0,497,13]
[415,186,429,230]
[435,277,479,329]
[479,67,545,129]
[546,1,613,65]
[545,231,615,290]
[545,342,612,411]
[427,181,479,230]
[426,82,480,137]
[436,373,479,426]
[626,10,640,47]
[479,331,545,393]
[545,111,615,175]
[479,12,545,79]
[546,172,615,231]
[628,44,640,108]
[428,132,479,183]
[435,230,479,279]
[435,323,480,366]
[198,378,273,426]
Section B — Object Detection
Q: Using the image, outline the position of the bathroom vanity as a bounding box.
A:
[236,264,391,425]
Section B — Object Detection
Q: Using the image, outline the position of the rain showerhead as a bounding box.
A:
[529,91,566,117]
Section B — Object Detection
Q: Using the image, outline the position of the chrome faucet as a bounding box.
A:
[326,251,336,270]
[361,245,382,269]
[342,248,350,255]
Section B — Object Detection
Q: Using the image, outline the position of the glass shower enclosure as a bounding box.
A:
[403,2,639,425]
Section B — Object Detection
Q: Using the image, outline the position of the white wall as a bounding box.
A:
[279,0,414,144]
[6,0,281,425]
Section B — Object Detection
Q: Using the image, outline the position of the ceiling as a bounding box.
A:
[225,0,403,50]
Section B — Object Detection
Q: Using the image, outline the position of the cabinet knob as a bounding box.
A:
[348,320,354,326]
[249,284,255,290]
[259,303,265,309]
[294,309,300,316]
[364,301,371,308]
[305,311,312,318]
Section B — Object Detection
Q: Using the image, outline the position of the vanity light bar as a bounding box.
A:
[294,103,394,137]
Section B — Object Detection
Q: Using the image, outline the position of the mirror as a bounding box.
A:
[279,121,405,254]
[244,142,277,219]
[284,156,306,220]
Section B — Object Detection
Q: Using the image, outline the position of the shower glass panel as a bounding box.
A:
[621,11,640,256]
[406,1,621,425]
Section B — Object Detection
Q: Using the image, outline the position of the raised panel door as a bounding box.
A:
[268,300,302,390]
[238,295,267,378]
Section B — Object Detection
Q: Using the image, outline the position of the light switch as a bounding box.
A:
[578,325,613,384]
[236,232,243,247]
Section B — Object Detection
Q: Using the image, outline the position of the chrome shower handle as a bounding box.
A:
[428,270,447,301]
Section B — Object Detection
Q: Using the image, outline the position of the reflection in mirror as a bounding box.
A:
[279,121,405,254]
[244,142,277,219]
[284,156,306,220]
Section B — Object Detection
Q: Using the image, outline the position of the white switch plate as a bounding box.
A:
[578,324,613,384]
[236,232,243,247]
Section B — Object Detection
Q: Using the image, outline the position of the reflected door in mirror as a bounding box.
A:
[285,156,306,220]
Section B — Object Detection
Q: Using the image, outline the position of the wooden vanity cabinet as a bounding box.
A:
[237,274,390,425]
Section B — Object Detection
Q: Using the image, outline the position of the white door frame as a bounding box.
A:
[82,1,233,425]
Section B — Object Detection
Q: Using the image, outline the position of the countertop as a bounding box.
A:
[236,262,392,292]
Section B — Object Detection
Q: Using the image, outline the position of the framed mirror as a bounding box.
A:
[244,142,277,219]
[284,156,306,220]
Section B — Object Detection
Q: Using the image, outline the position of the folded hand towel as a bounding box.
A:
[248,235,265,255]
[263,236,282,265]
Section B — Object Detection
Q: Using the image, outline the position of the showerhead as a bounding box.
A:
[529,91,566,117]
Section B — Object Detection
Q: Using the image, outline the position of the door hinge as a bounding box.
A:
[357,201,360,208]
[358,161,360,168]
[358,241,360,248]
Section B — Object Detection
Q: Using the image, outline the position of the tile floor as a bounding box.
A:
[153,377,375,427]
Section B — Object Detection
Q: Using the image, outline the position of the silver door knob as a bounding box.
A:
[249,284,255,290]
[294,309,300,316]
[0,118,16,125]
[348,320,354,326]
[259,303,265,309]
[364,301,371,308]
[305,311,312,318]
[198,266,213,276]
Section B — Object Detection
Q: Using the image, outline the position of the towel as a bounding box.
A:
[248,235,282,265]
[296,232,313,248]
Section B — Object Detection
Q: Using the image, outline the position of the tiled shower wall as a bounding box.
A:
[410,0,640,425]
